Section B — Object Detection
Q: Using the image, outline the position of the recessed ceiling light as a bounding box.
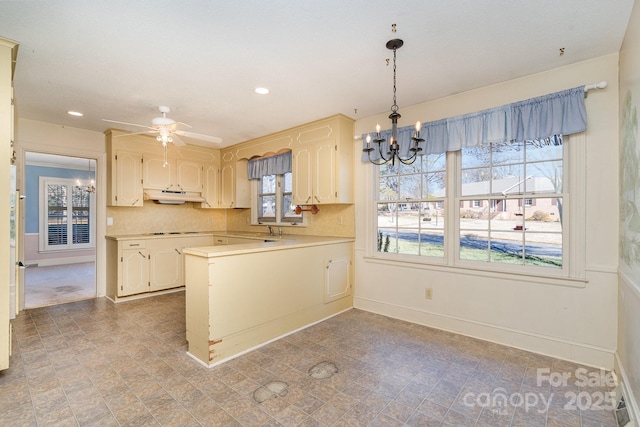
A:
[67,111,83,117]
[254,87,270,95]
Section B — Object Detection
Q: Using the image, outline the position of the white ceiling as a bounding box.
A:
[0,1,634,148]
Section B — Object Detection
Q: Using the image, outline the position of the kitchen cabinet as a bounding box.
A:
[108,150,144,207]
[119,240,149,296]
[143,156,203,192]
[185,239,353,365]
[291,114,354,205]
[200,162,220,208]
[220,159,250,208]
[148,239,182,292]
[292,140,338,205]
[105,129,219,207]
[106,234,213,301]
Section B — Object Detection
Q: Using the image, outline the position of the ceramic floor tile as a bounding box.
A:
[0,292,622,426]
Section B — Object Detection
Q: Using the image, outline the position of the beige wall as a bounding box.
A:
[618,0,640,418]
[354,54,620,369]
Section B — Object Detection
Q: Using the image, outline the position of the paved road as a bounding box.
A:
[385,231,562,258]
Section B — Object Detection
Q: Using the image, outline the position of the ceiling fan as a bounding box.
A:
[102,106,222,147]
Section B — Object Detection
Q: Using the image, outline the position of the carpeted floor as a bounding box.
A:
[24,262,95,308]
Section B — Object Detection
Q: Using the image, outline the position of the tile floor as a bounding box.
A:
[0,292,619,426]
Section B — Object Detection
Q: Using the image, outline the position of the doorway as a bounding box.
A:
[23,152,97,308]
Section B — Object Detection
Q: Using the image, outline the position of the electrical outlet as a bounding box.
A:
[424,288,433,299]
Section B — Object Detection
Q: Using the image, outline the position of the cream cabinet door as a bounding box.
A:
[220,164,235,208]
[143,155,172,190]
[201,163,219,208]
[292,141,336,205]
[115,151,143,206]
[313,141,337,204]
[176,159,203,192]
[149,240,182,292]
[292,146,313,205]
[120,248,149,296]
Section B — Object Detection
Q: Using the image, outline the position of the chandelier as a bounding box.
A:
[76,159,95,193]
[363,39,424,166]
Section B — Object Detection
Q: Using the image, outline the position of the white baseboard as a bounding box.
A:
[354,296,615,369]
[25,255,95,267]
[616,352,640,427]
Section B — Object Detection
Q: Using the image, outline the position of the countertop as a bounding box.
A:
[184,232,354,258]
[105,231,217,241]
[106,230,353,257]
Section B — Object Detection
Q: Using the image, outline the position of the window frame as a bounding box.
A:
[367,134,586,283]
[252,172,304,226]
[373,153,447,262]
[39,176,96,252]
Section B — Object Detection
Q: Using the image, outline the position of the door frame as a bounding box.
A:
[17,144,106,311]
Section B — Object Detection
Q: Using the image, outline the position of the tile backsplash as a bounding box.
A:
[106,201,226,235]
[106,201,354,238]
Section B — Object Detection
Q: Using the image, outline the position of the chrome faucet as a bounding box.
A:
[267,225,274,236]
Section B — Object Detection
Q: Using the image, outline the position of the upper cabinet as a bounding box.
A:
[143,156,203,192]
[111,150,143,207]
[220,114,354,209]
[105,129,218,207]
[219,159,250,208]
[291,115,354,205]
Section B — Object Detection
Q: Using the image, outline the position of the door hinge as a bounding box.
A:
[335,145,337,151]
[120,256,122,262]
[335,191,338,198]
[115,154,117,161]
[120,285,123,291]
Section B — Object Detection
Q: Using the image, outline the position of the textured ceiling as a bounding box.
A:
[0,0,634,148]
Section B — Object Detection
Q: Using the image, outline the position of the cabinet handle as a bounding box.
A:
[175,248,182,255]
[129,243,139,247]
[314,196,321,203]
[138,251,145,257]
[131,199,139,206]
[306,197,311,203]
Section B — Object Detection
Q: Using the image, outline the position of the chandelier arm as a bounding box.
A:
[367,149,391,166]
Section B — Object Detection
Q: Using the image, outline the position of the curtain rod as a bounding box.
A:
[584,80,607,92]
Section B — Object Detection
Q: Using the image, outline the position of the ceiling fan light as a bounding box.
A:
[254,87,269,95]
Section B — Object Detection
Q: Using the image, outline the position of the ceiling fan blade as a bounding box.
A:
[102,118,155,130]
[171,134,186,146]
[176,121,192,129]
[174,130,222,144]
[113,130,156,138]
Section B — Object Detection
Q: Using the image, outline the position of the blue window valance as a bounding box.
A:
[248,151,292,179]
[361,86,587,161]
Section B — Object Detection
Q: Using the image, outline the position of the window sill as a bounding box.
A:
[362,254,587,288]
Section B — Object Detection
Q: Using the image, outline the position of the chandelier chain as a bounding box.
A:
[391,47,398,113]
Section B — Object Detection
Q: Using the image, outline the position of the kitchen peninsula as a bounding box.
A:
[183,233,354,367]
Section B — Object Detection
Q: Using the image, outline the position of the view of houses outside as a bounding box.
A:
[377,138,564,268]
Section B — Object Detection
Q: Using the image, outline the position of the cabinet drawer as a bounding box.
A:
[121,240,146,249]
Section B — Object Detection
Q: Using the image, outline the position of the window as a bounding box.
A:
[256,172,302,224]
[376,153,446,257]
[373,137,567,273]
[40,177,95,251]
[459,139,563,269]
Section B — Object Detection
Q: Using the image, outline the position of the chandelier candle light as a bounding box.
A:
[363,38,425,166]
[76,159,95,193]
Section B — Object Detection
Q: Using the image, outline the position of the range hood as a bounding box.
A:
[143,189,206,204]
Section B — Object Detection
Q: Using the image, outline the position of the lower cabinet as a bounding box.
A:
[106,235,213,300]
